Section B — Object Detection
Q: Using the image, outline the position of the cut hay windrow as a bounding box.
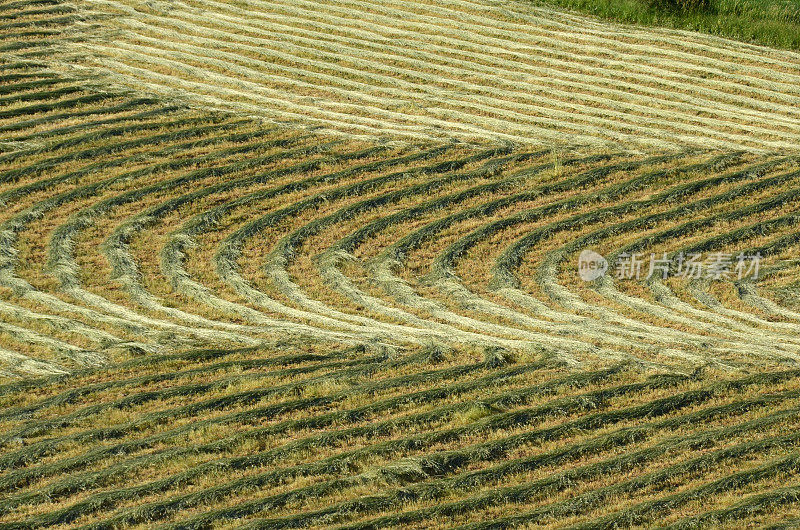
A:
[10,371,682,528]
[193,149,530,344]
[341,154,743,351]
[489,167,800,363]
[390,155,780,354]
[494,161,800,285]
[0,344,425,440]
[0,346,357,423]
[661,486,800,529]
[2,0,800,526]
[0,354,546,499]
[58,0,800,150]
[0,112,235,178]
[489,159,800,284]
[608,192,800,325]
[355,399,800,528]
[0,359,567,514]
[0,92,119,122]
[128,370,800,529]
[437,427,800,529]
[0,96,163,138]
[0,351,389,449]
[310,159,716,356]
[0,118,254,204]
[532,163,800,328]
[0,122,302,355]
[242,397,800,529]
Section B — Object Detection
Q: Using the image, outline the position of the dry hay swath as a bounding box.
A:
[2,0,800,527]
[45,0,800,152]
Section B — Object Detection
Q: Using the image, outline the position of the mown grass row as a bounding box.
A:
[4,19,798,367]
[282,151,781,359]
[4,366,674,527]
[0,346,438,472]
[71,0,800,149]
[0,358,570,522]
[260,153,692,350]
[57,368,800,528]
[2,2,800,526]
[251,390,800,529]
[7,364,796,527]
[0,347,535,494]
[526,157,800,334]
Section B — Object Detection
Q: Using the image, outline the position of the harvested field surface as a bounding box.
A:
[47,0,800,151]
[1,0,800,527]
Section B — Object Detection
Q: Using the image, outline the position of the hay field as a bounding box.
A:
[1,0,800,527]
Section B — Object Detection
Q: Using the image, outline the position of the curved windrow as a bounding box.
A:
[2,2,800,373]
[2,0,800,527]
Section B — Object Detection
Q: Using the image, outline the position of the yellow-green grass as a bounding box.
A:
[2,0,800,527]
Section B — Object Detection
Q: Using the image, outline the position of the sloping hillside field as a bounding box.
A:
[2,0,800,527]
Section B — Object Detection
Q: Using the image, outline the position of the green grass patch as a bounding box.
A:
[533,0,800,50]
